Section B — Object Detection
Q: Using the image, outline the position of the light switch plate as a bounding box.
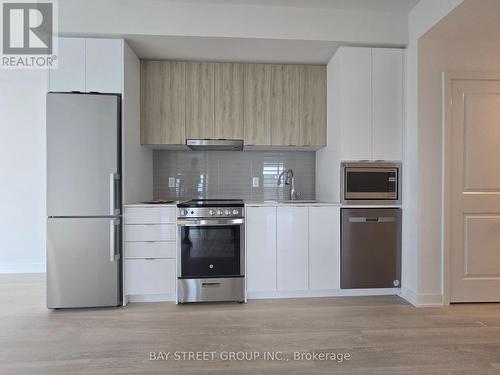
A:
[168,177,175,188]
[252,177,259,188]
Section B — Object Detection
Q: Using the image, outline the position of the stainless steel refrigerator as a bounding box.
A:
[46,93,122,308]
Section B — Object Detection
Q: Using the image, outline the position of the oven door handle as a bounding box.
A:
[177,218,244,226]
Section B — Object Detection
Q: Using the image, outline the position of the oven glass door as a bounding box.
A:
[180,224,242,278]
[345,168,398,200]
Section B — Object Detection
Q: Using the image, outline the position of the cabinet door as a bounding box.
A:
[372,48,403,160]
[277,206,308,291]
[299,65,327,147]
[339,47,372,160]
[49,37,85,92]
[271,64,300,146]
[125,259,176,295]
[140,61,186,144]
[243,64,272,146]
[85,38,122,93]
[214,63,244,139]
[186,62,214,139]
[309,206,340,290]
[246,207,277,292]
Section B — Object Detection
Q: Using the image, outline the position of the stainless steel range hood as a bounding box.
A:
[186,139,244,151]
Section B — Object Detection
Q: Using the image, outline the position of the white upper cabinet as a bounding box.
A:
[339,47,372,160]
[335,47,403,161]
[372,48,403,161]
[246,206,277,293]
[49,37,122,94]
[85,39,123,94]
[276,206,309,291]
[49,38,85,92]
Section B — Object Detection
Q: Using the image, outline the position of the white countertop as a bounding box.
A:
[124,202,178,207]
[244,200,341,207]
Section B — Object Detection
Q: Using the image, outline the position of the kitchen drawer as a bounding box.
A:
[125,259,176,295]
[124,241,176,259]
[124,207,176,224]
[124,224,176,242]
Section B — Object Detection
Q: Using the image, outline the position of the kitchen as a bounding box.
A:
[3,0,500,374]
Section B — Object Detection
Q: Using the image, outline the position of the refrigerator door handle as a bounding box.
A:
[109,218,120,262]
[109,173,120,216]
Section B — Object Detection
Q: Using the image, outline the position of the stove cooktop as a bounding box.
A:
[177,199,244,208]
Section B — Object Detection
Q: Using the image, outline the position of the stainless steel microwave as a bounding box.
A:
[341,162,401,205]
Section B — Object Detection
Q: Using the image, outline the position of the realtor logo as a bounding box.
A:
[1,0,58,69]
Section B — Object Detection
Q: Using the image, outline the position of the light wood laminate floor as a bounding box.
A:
[2,274,500,374]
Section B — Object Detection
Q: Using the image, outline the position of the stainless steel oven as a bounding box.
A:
[341,162,401,205]
[177,200,245,303]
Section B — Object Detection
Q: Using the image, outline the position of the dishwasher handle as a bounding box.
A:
[349,217,395,223]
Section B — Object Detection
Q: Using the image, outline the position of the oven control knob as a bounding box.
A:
[232,209,239,215]
[209,209,216,216]
[225,209,231,216]
[180,209,187,216]
[217,209,223,216]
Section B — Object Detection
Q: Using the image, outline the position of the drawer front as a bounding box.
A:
[124,207,176,224]
[124,224,176,242]
[124,241,176,259]
[125,259,176,295]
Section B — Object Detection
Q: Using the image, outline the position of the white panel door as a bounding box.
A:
[309,206,340,290]
[85,38,122,93]
[246,207,277,292]
[339,47,372,160]
[125,259,176,295]
[450,78,500,302]
[49,37,85,92]
[372,48,403,160]
[277,206,308,291]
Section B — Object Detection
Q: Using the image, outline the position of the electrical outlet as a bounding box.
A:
[252,177,259,188]
[168,177,176,188]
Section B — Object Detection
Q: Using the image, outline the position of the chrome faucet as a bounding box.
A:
[277,169,300,200]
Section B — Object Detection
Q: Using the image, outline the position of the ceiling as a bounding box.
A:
[126,35,342,64]
[424,0,500,41]
[159,0,420,13]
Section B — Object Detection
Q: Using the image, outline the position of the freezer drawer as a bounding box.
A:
[47,217,121,308]
[341,208,401,289]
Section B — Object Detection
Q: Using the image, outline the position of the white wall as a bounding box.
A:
[0,70,48,273]
[402,0,463,305]
[122,42,153,204]
[58,0,409,46]
[417,37,500,302]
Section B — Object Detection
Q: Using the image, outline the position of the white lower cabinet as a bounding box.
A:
[246,205,340,296]
[123,205,177,302]
[309,206,340,290]
[246,207,277,292]
[277,207,309,291]
[125,259,175,295]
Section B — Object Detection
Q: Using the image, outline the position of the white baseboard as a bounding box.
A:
[399,288,443,307]
[127,293,176,303]
[247,288,401,300]
[0,263,45,273]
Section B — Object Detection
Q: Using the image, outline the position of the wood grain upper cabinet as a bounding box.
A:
[270,64,301,146]
[243,64,272,146]
[185,62,215,139]
[140,61,186,145]
[214,63,244,139]
[299,65,327,147]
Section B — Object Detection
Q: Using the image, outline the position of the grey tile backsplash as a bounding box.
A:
[153,150,316,201]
